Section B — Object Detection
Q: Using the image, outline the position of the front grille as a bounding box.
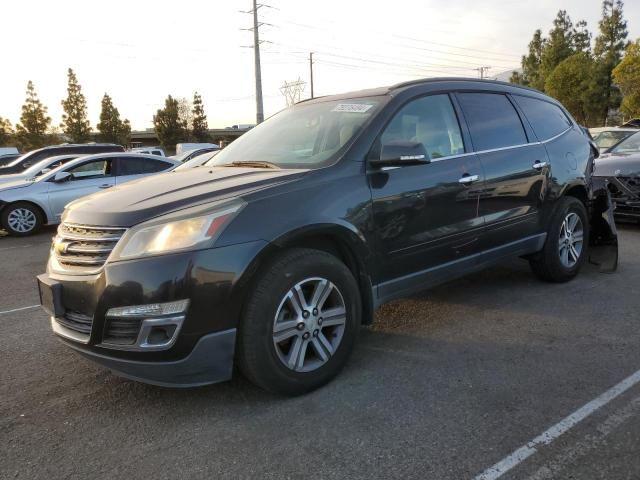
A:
[103,318,143,345]
[56,310,93,335]
[54,223,126,272]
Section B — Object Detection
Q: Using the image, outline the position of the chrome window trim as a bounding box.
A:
[427,126,572,163]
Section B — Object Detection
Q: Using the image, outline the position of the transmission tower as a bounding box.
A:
[280,78,307,106]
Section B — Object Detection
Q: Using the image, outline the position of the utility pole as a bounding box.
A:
[309,52,314,99]
[475,66,491,80]
[252,0,264,123]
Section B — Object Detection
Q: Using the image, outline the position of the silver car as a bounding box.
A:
[0,152,178,236]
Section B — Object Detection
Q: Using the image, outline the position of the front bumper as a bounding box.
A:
[59,325,236,387]
[39,240,268,386]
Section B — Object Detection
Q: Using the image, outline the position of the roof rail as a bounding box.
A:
[390,77,542,95]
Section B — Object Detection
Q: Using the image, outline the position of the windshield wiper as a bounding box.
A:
[222,161,281,169]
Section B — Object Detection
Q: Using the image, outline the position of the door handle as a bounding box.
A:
[532,161,548,170]
[458,174,479,184]
[99,184,113,189]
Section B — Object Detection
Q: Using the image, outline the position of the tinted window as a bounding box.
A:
[118,157,170,175]
[66,160,112,180]
[513,95,572,141]
[457,93,527,151]
[381,94,464,159]
[144,159,171,173]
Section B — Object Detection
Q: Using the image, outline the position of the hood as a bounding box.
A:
[64,166,307,227]
[594,152,640,177]
[0,178,35,194]
[0,173,29,185]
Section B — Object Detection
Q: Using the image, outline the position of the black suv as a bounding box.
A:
[0,143,124,174]
[37,79,616,395]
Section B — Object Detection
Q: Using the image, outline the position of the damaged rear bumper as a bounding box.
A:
[589,177,619,273]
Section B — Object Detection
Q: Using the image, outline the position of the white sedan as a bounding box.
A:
[0,152,178,236]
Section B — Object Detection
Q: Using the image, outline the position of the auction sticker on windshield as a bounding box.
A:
[332,103,374,113]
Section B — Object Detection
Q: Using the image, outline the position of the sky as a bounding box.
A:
[1,0,639,131]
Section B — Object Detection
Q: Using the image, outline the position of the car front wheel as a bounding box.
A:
[1,202,43,236]
[237,248,361,395]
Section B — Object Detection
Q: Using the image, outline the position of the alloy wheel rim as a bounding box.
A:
[272,277,347,373]
[558,212,583,268]
[7,208,36,233]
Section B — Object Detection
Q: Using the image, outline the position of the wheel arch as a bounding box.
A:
[238,223,376,325]
[562,183,588,207]
[0,199,49,224]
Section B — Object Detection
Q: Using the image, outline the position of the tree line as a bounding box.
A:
[510,0,638,126]
[0,68,211,152]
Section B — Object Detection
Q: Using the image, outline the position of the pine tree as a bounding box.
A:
[61,68,91,142]
[512,29,545,88]
[97,93,131,146]
[0,117,15,147]
[191,92,210,142]
[592,0,629,123]
[153,95,188,151]
[16,80,51,150]
[538,11,578,88]
[612,39,640,119]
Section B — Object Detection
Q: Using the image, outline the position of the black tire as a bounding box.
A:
[1,202,44,237]
[529,196,589,282]
[236,248,361,395]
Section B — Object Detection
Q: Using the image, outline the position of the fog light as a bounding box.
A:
[106,300,189,318]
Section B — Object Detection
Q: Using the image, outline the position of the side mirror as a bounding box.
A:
[370,141,430,168]
[53,171,72,183]
[40,168,52,175]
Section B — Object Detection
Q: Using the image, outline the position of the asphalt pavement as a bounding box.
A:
[1,225,640,479]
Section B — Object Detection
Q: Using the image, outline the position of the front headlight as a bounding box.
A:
[112,199,245,260]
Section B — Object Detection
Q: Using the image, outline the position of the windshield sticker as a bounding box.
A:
[332,103,374,113]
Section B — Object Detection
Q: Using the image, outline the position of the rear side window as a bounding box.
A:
[457,93,527,151]
[513,95,572,141]
[144,159,172,173]
[118,157,171,175]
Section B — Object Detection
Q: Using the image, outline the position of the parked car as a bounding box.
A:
[0,153,21,166]
[170,146,220,163]
[0,153,177,236]
[175,142,219,155]
[172,150,219,171]
[0,154,79,184]
[594,131,640,221]
[131,147,166,157]
[591,127,638,153]
[37,78,617,395]
[0,143,124,175]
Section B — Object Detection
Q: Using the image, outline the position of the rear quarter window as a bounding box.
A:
[512,95,572,141]
[457,93,528,151]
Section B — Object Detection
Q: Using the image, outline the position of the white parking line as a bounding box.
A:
[0,244,35,252]
[474,368,640,480]
[0,305,40,315]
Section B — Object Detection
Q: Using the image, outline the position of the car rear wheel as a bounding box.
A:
[1,202,44,236]
[236,248,361,395]
[529,196,589,282]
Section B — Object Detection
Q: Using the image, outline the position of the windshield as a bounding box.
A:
[23,156,75,177]
[610,131,640,154]
[209,97,384,169]
[175,151,218,171]
[4,151,35,168]
[595,130,636,150]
